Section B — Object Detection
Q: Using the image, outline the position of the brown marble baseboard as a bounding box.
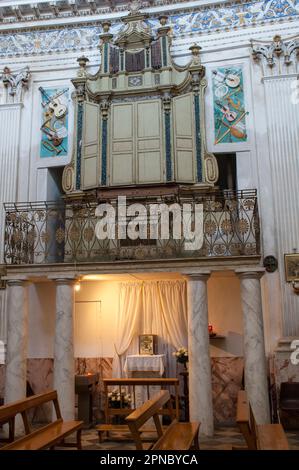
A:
[211,357,244,425]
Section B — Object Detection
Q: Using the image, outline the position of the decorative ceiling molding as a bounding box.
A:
[251,34,299,77]
[0,0,177,25]
[0,0,298,30]
[0,1,299,58]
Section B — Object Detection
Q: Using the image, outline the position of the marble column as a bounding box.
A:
[4,279,28,433]
[5,280,28,402]
[0,288,7,343]
[187,272,214,436]
[53,278,75,421]
[236,269,270,424]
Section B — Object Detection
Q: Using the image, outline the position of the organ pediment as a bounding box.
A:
[114,10,152,49]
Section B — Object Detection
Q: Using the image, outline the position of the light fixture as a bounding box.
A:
[74,281,81,292]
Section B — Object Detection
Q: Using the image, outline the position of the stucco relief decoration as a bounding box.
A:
[0,66,30,103]
[212,66,248,144]
[0,26,103,58]
[0,2,299,58]
[39,87,69,158]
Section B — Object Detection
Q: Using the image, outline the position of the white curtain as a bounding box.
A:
[112,280,188,378]
[112,282,143,378]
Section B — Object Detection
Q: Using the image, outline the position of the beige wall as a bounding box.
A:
[27,274,244,359]
[27,280,119,358]
[28,283,56,358]
[74,281,119,358]
[208,272,244,357]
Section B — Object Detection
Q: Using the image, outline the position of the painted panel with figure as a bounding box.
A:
[212,66,248,145]
[40,87,69,158]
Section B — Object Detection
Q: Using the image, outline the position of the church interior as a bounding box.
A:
[0,0,299,452]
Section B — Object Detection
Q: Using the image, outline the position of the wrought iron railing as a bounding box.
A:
[3,190,260,265]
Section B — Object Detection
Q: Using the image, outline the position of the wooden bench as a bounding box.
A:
[97,378,179,442]
[236,390,289,450]
[125,390,200,450]
[0,390,83,450]
[235,390,257,450]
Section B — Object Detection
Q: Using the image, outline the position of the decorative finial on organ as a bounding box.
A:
[129,0,142,15]
[189,43,202,66]
[101,20,111,33]
[159,15,168,26]
[77,56,89,77]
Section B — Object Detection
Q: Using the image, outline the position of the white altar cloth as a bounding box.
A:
[123,354,165,377]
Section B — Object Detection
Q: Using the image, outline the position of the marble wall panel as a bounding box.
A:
[0,357,245,424]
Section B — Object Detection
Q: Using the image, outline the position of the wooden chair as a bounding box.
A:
[279,382,299,430]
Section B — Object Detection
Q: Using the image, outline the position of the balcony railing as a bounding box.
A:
[3,189,260,265]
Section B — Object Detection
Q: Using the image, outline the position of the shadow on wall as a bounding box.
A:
[225,331,244,357]
[210,331,244,357]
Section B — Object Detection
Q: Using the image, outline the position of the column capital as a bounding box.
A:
[184,271,211,282]
[49,276,77,286]
[6,278,28,287]
[235,268,265,280]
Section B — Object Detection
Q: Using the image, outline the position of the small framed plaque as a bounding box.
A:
[285,253,299,282]
[139,335,158,355]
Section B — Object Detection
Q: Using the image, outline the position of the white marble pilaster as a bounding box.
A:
[53,278,75,421]
[263,76,299,337]
[187,272,214,436]
[0,103,23,264]
[236,269,270,424]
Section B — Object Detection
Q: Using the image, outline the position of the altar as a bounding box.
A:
[123,354,166,416]
[123,354,165,378]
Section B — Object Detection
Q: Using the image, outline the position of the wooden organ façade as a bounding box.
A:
[62,6,219,195]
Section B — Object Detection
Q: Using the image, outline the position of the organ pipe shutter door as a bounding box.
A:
[82,102,100,189]
[110,100,162,185]
[111,103,134,185]
[173,93,196,183]
[136,100,162,184]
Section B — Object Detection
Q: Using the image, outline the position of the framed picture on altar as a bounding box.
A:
[139,335,158,355]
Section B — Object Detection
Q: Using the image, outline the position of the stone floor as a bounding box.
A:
[79,427,299,451]
[1,425,299,450]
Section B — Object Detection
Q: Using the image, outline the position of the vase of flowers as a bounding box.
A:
[108,390,132,424]
[108,390,132,409]
[173,347,188,369]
